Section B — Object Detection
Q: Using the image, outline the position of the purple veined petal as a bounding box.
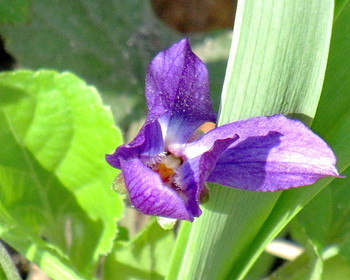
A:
[120,157,194,221]
[145,39,216,146]
[176,135,239,216]
[206,115,340,192]
[106,120,164,169]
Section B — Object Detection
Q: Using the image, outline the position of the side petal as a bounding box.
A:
[207,115,340,192]
[145,39,216,145]
[106,120,164,169]
[177,136,239,216]
[121,158,194,221]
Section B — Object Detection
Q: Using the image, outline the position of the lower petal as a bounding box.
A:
[120,157,194,221]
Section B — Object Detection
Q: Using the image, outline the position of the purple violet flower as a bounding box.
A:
[106,39,340,222]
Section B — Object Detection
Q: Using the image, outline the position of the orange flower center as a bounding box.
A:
[154,154,182,184]
[156,163,175,183]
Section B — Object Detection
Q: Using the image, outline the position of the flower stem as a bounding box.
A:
[0,242,21,280]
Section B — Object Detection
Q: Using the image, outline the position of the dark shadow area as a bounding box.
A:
[0,37,15,71]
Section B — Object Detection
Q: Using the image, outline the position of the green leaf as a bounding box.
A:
[219,1,333,124]
[322,256,350,280]
[0,0,179,128]
[268,246,323,280]
[245,1,350,277]
[289,0,350,267]
[104,220,175,280]
[291,166,350,252]
[245,251,275,280]
[0,0,29,24]
[168,1,335,279]
[0,84,27,104]
[339,235,350,268]
[0,70,123,279]
[291,188,333,248]
[312,0,350,170]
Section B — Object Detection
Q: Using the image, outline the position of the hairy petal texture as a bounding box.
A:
[145,39,216,145]
[207,115,339,191]
[106,121,164,169]
[120,158,194,221]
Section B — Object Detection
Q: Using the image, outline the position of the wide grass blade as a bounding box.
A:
[167,1,334,279]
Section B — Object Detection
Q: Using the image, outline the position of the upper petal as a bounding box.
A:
[145,39,216,145]
[121,158,194,221]
[207,115,340,191]
[106,120,164,169]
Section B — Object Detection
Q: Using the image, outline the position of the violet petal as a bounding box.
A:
[177,135,239,216]
[121,158,194,221]
[145,39,216,145]
[207,115,339,191]
[106,120,164,169]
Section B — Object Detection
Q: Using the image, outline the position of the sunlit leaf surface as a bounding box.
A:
[104,220,175,280]
[0,70,123,279]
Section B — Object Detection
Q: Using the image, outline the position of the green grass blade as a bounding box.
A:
[167,1,334,279]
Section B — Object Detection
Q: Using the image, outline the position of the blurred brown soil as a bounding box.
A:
[151,0,236,33]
